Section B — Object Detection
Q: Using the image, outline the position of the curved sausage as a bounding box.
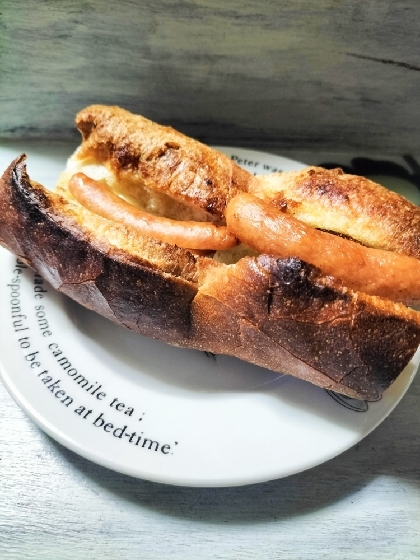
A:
[69,173,238,251]
[226,192,420,304]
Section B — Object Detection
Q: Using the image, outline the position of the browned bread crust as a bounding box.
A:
[2,155,420,400]
[74,105,252,219]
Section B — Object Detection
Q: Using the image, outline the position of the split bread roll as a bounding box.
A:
[2,105,420,401]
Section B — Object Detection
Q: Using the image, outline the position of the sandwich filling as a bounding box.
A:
[59,151,420,306]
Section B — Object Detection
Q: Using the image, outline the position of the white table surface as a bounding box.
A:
[1,143,420,559]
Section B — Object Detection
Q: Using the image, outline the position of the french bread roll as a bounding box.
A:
[1,105,420,401]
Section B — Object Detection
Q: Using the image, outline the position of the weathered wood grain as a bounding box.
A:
[1,0,420,153]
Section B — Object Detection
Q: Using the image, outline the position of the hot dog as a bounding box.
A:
[225,193,420,304]
[249,166,420,259]
[69,173,238,251]
[2,105,420,401]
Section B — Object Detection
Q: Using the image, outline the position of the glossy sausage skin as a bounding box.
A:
[69,173,238,251]
[226,193,420,304]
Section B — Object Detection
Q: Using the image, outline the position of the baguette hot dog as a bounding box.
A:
[2,105,420,401]
[225,193,420,304]
[249,166,420,259]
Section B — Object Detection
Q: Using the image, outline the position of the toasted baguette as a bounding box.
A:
[2,153,420,400]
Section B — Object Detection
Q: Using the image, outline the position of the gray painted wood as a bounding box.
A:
[1,0,420,153]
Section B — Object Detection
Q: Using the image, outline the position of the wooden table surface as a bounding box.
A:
[1,143,420,559]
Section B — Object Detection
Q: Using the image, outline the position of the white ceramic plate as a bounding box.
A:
[0,146,419,487]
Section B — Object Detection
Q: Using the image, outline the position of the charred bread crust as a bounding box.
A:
[75,105,252,219]
[0,155,199,344]
[2,156,420,400]
[193,256,420,399]
[250,167,420,259]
